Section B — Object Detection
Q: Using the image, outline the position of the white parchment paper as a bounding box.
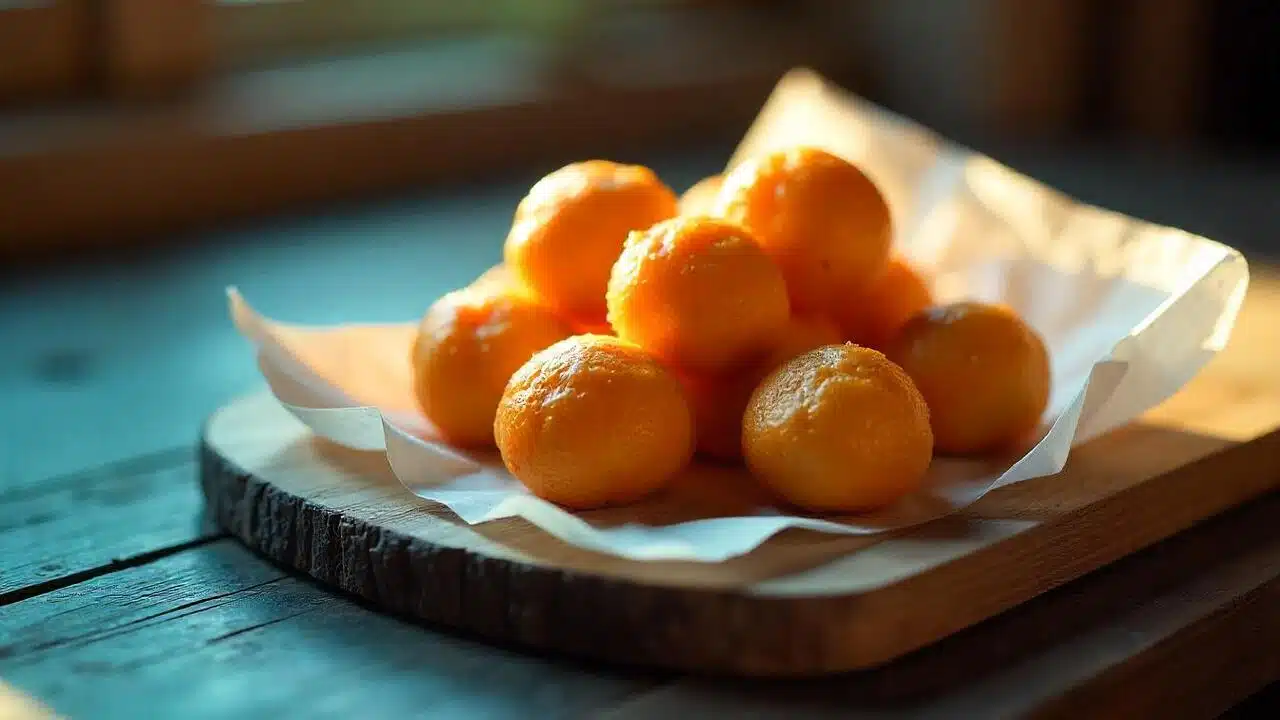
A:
[228,69,1249,563]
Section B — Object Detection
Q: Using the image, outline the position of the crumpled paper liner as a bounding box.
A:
[227,69,1248,563]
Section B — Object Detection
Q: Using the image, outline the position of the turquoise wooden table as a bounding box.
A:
[2,146,1277,719]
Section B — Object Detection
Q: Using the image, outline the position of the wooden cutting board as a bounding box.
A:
[200,269,1280,677]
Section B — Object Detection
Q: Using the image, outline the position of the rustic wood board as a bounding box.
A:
[5,500,1276,719]
[200,276,1280,677]
[605,493,1280,718]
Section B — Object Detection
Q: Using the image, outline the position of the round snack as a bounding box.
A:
[759,313,843,373]
[412,290,573,447]
[678,174,723,215]
[886,302,1050,455]
[743,344,933,513]
[607,216,790,372]
[834,256,933,349]
[495,335,694,509]
[504,160,678,326]
[715,146,892,313]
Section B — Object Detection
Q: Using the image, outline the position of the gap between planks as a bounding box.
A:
[0,535,224,607]
[0,446,224,603]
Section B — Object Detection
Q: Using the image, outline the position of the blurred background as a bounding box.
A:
[1,0,1276,265]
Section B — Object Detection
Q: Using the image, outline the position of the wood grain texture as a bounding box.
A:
[3,485,1277,719]
[602,493,1280,718]
[0,449,217,600]
[0,540,655,720]
[198,271,1280,676]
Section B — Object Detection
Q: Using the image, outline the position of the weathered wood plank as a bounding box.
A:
[0,540,658,720]
[6,495,1274,719]
[0,449,220,599]
[0,195,500,486]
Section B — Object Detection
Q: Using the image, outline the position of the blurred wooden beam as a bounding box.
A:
[0,1,93,103]
[0,1,856,260]
[842,0,1089,140]
[989,0,1091,137]
[0,32,845,261]
[98,0,211,98]
[1112,0,1208,144]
